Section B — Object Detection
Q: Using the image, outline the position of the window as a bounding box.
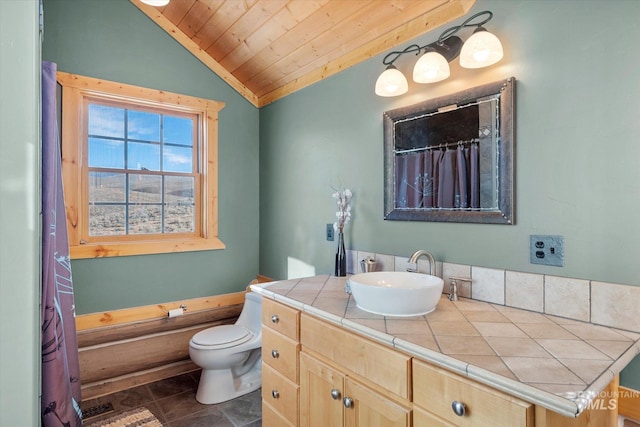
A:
[58,72,225,258]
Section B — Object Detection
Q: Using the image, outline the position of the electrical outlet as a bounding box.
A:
[530,235,564,267]
[326,224,335,241]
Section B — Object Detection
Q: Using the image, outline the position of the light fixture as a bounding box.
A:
[140,0,170,6]
[413,49,450,83]
[459,28,503,68]
[375,11,503,97]
[375,65,409,97]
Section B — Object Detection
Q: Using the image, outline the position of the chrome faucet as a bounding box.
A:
[407,250,436,275]
[448,277,472,301]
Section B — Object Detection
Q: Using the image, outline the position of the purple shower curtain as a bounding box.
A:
[395,144,480,210]
[41,61,83,427]
[456,146,468,209]
[437,149,456,208]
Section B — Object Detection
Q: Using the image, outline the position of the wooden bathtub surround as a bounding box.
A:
[77,291,246,400]
[76,292,246,331]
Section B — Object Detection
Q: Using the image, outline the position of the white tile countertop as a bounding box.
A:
[250,275,640,418]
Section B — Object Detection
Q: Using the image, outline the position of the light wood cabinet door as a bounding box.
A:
[300,351,410,427]
[344,376,411,427]
[299,351,344,427]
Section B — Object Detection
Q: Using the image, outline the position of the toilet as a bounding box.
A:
[189,291,262,404]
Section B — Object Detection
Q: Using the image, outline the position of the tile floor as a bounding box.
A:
[81,371,262,426]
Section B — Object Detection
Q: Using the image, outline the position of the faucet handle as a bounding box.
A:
[448,277,472,301]
[449,277,472,282]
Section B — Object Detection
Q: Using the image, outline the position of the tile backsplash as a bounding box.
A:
[347,249,640,333]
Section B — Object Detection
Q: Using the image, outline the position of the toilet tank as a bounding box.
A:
[236,292,262,334]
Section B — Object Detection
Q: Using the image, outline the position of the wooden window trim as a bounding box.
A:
[58,72,225,259]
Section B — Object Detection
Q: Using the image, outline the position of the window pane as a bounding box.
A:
[89,104,124,138]
[89,137,124,169]
[128,110,160,142]
[165,176,194,233]
[163,145,193,173]
[89,205,125,236]
[165,205,194,233]
[89,172,125,202]
[129,205,162,234]
[128,141,160,171]
[129,174,162,203]
[163,116,193,146]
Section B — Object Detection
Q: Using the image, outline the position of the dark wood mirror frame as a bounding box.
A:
[383,77,515,224]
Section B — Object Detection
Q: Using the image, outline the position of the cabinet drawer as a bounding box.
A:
[262,400,295,427]
[262,298,300,340]
[413,359,533,427]
[301,313,410,399]
[262,327,300,383]
[262,362,299,426]
[414,406,455,427]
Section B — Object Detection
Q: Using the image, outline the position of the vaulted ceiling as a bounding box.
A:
[131,0,475,107]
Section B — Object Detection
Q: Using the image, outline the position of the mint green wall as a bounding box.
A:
[0,0,41,424]
[259,0,640,389]
[42,0,260,314]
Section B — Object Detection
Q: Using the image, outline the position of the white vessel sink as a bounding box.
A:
[347,272,444,317]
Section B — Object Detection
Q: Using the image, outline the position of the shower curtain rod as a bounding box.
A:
[394,138,479,155]
[393,97,498,125]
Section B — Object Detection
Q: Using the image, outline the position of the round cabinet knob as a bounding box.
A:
[271,314,279,324]
[271,389,280,399]
[271,349,279,359]
[343,397,354,409]
[330,389,341,400]
[451,400,466,417]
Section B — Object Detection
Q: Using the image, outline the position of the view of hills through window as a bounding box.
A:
[87,103,197,236]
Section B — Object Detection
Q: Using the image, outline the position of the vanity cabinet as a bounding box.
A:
[259,297,618,427]
[261,298,300,426]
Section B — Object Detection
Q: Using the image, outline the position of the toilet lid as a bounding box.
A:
[191,325,253,348]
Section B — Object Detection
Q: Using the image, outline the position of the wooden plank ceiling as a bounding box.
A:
[131,0,475,107]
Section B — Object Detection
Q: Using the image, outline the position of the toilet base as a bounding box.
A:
[195,363,262,404]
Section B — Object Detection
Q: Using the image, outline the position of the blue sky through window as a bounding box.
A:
[88,104,194,173]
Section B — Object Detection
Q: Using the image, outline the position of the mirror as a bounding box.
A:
[383,77,515,224]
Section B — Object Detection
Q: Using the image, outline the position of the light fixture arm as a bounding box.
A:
[382,44,423,67]
[382,11,495,67]
[436,11,493,45]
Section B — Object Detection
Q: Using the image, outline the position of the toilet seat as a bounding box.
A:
[191,325,253,349]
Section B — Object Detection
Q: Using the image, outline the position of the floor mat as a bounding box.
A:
[84,407,162,427]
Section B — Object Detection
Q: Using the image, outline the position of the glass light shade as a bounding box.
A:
[413,51,450,83]
[375,67,408,97]
[459,29,503,69]
[140,0,170,6]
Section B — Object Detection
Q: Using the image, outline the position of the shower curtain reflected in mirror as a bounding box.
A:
[395,143,480,210]
[41,61,82,427]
